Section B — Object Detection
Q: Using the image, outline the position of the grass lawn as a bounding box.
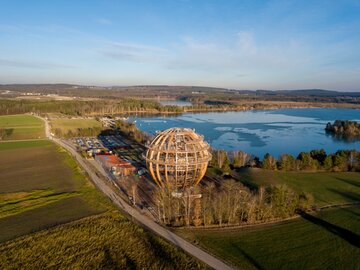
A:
[236,168,360,206]
[176,206,360,270]
[0,139,108,242]
[50,118,101,134]
[0,114,44,140]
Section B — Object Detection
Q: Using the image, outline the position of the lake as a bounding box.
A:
[129,108,360,158]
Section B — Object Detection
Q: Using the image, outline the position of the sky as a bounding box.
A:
[0,0,360,91]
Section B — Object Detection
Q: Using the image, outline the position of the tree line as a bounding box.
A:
[211,148,360,172]
[154,180,313,227]
[115,120,152,144]
[0,99,215,116]
[0,99,167,116]
[1,98,340,117]
[325,120,360,141]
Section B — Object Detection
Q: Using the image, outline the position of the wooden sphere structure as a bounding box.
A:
[143,128,211,191]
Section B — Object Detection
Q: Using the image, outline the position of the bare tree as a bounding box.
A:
[181,187,201,226]
[130,179,138,206]
[233,151,251,167]
[216,150,228,169]
[192,198,202,227]
[213,193,224,227]
[201,182,215,226]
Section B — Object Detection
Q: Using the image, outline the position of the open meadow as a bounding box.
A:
[176,206,360,270]
[236,168,360,206]
[50,118,102,134]
[0,114,44,140]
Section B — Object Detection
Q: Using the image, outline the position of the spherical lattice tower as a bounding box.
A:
[143,128,211,191]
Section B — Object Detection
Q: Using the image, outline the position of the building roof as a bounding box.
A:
[97,154,135,169]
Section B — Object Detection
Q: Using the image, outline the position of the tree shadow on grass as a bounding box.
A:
[327,188,360,202]
[334,177,360,188]
[324,188,360,217]
[340,207,360,218]
[229,242,265,270]
[233,168,260,191]
[300,212,360,248]
[145,231,181,269]
[103,246,135,270]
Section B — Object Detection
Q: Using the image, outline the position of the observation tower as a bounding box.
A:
[143,128,211,192]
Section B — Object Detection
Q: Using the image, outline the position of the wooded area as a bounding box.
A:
[154,181,313,227]
[326,120,360,141]
[211,149,360,172]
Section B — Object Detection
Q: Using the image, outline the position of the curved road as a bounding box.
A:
[41,116,234,270]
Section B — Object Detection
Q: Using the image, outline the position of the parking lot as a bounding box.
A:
[72,132,159,219]
[75,137,103,150]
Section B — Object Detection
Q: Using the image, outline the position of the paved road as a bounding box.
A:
[40,116,234,270]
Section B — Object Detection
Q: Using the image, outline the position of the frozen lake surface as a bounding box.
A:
[129,108,360,158]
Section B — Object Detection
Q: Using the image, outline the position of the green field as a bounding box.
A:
[0,140,108,242]
[0,141,87,193]
[236,168,360,206]
[0,140,52,151]
[0,114,206,268]
[177,206,360,270]
[0,114,45,140]
[0,211,206,269]
[50,118,102,134]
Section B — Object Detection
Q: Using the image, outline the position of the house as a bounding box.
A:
[95,154,136,176]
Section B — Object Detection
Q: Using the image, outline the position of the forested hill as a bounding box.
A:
[1,84,359,97]
[236,89,360,97]
[1,84,359,107]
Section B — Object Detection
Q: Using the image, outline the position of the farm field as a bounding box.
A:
[0,139,108,242]
[0,114,44,140]
[176,206,360,270]
[0,139,52,151]
[50,118,102,134]
[0,212,207,269]
[0,114,206,269]
[236,168,360,206]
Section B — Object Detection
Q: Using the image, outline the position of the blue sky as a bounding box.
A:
[0,0,359,90]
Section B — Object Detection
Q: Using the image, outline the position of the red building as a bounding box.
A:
[95,154,136,176]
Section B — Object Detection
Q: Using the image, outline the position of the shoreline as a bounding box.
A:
[88,102,360,117]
